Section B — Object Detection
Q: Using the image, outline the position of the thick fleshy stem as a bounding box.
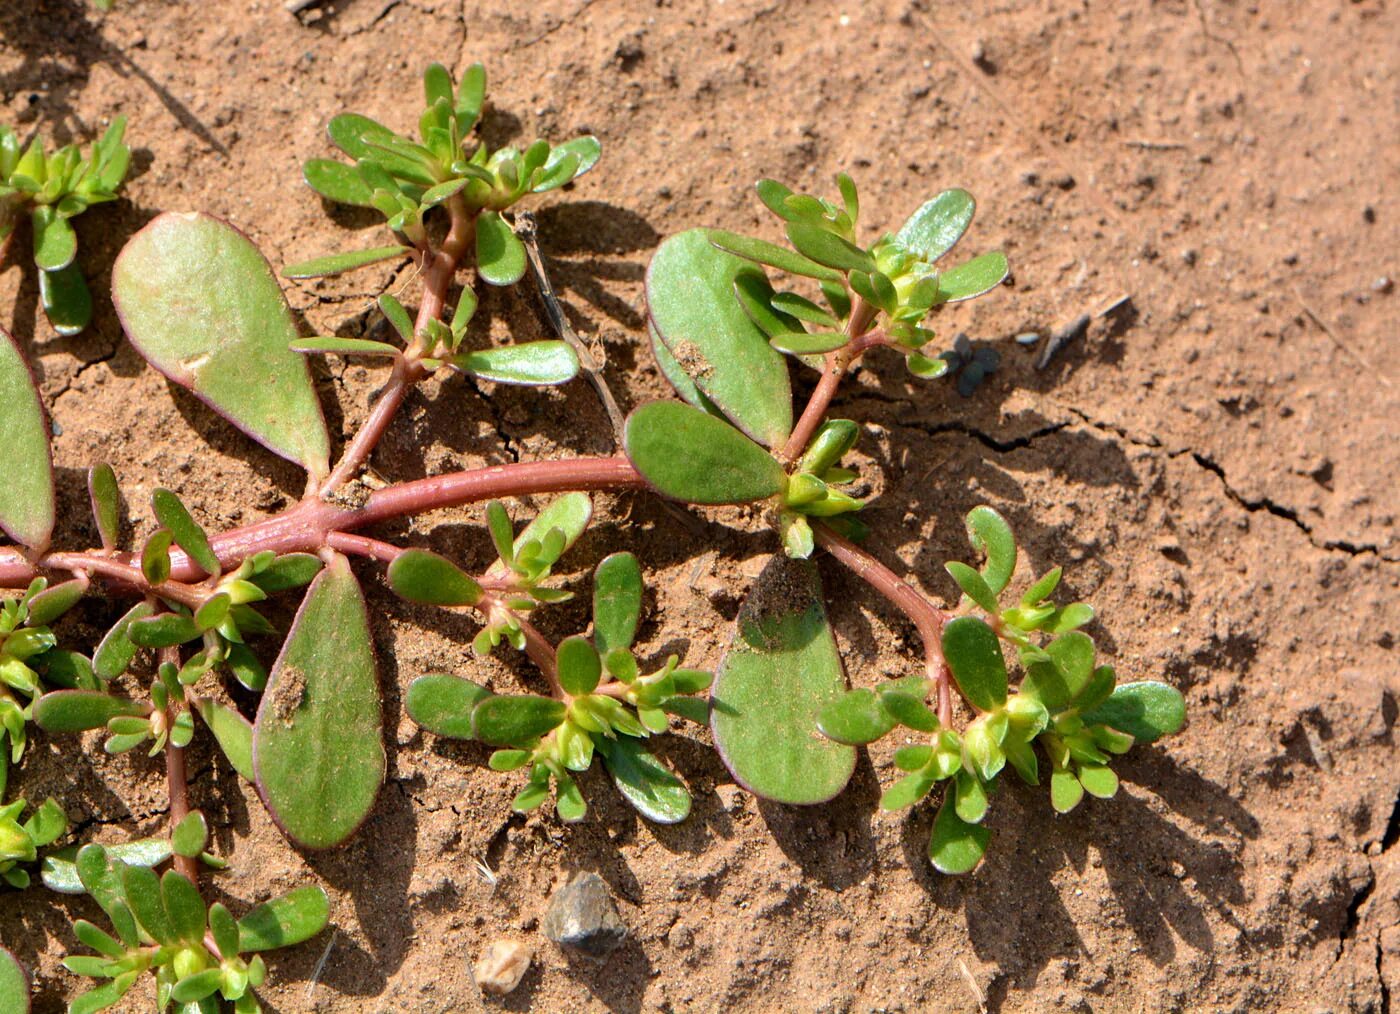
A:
[812,521,955,725]
[319,193,475,497]
[0,456,648,592]
[778,305,887,465]
[159,645,199,883]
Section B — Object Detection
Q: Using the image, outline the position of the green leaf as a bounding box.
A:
[706,229,842,282]
[711,557,855,804]
[453,62,487,124]
[624,401,784,505]
[0,948,26,1014]
[880,769,938,810]
[815,688,895,745]
[535,136,602,191]
[326,113,399,160]
[237,885,329,952]
[41,837,168,897]
[161,870,206,944]
[1077,764,1119,799]
[1021,567,1062,607]
[1050,769,1084,813]
[770,331,848,356]
[484,493,592,579]
[113,212,332,477]
[127,613,200,648]
[1021,632,1096,712]
[93,602,153,680]
[208,904,240,970]
[953,769,989,824]
[784,222,874,274]
[247,553,322,594]
[647,229,792,448]
[593,552,642,655]
[0,327,54,549]
[193,698,254,780]
[965,506,1015,595]
[151,489,219,576]
[69,977,136,1014]
[731,272,808,341]
[1049,602,1095,633]
[140,530,172,585]
[557,636,601,696]
[797,419,859,475]
[171,812,208,859]
[450,341,579,385]
[934,252,1009,304]
[282,244,412,279]
[928,791,990,874]
[907,352,949,380]
[39,262,92,336]
[879,688,940,732]
[894,189,975,263]
[836,173,859,223]
[475,211,527,286]
[25,578,86,627]
[597,736,691,824]
[31,205,76,271]
[470,695,565,746]
[33,690,145,732]
[940,617,1008,712]
[254,554,385,849]
[121,865,177,945]
[386,549,483,607]
[945,561,999,614]
[87,464,121,550]
[303,159,375,207]
[1080,681,1186,743]
[290,336,401,358]
[405,674,492,739]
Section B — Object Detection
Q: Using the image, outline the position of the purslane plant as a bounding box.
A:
[0,62,1185,1008]
[0,119,131,335]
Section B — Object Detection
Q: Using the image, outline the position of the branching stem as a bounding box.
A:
[778,298,884,464]
[319,194,475,496]
[812,521,955,725]
[0,457,647,592]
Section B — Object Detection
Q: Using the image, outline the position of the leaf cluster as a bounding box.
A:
[818,507,1185,872]
[288,62,599,284]
[60,837,327,1014]
[402,550,710,824]
[0,119,130,334]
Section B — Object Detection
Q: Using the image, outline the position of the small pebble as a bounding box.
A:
[473,939,531,996]
[1371,276,1393,293]
[543,873,627,961]
[1014,331,1041,346]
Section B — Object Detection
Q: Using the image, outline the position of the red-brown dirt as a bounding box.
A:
[1,1,1397,1011]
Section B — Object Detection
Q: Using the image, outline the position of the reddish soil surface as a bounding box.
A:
[1,1,1397,1011]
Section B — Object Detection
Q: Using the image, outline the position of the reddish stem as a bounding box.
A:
[160,645,199,883]
[319,194,475,496]
[0,457,648,592]
[512,613,561,697]
[812,521,955,725]
[777,305,884,464]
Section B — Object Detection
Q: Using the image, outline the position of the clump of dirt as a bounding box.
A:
[267,664,307,727]
[0,1,1396,1012]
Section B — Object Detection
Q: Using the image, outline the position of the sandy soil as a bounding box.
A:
[1,0,1397,1011]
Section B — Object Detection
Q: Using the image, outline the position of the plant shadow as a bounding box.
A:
[893,748,1252,1008]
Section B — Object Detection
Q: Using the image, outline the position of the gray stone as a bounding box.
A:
[542,873,627,960]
